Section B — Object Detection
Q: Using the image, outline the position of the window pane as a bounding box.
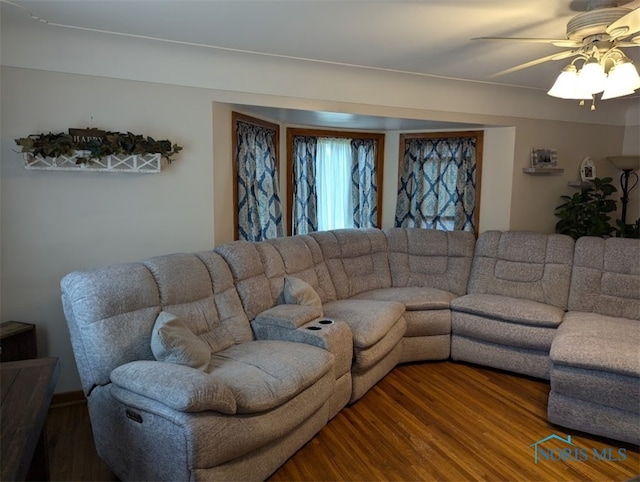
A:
[316,137,354,231]
[396,132,481,233]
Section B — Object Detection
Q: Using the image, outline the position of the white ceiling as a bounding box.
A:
[2,0,639,128]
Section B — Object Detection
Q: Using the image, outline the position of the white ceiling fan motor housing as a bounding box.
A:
[567,5,632,39]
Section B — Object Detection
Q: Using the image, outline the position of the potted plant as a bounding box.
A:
[554,177,618,239]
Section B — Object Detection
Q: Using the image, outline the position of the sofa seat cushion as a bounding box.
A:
[322,299,405,349]
[207,340,334,413]
[451,293,565,328]
[551,312,640,377]
[351,287,455,311]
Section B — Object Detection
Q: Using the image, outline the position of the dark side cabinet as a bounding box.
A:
[0,321,38,362]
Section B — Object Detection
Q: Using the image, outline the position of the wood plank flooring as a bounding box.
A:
[46,361,639,481]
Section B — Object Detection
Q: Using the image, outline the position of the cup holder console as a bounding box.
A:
[305,319,334,330]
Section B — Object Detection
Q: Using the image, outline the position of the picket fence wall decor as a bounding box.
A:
[15,128,182,174]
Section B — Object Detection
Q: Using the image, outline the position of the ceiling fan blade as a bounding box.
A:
[606,4,640,39]
[621,0,640,9]
[473,37,582,48]
[488,49,579,78]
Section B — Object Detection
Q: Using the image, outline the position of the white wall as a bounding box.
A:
[1,68,216,391]
[480,127,516,232]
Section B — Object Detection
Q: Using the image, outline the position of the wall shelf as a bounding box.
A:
[24,152,162,173]
[522,167,564,175]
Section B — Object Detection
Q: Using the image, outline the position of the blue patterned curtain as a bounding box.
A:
[351,139,378,228]
[395,136,477,232]
[235,121,284,241]
[292,136,318,234]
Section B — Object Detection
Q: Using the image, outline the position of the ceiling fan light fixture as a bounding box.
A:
[548,64,592,98]
[612,57,640,89]
[602,63,639,99]
[577,57,608,94]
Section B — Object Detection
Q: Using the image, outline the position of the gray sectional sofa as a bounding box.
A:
[60,228,640,481]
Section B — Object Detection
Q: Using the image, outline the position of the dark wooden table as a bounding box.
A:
[1,357,60,481]
[0,321,38,362]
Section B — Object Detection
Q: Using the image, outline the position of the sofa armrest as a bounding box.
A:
[254,304,321,329]
[252,308,354,378]
[110,360,237,414]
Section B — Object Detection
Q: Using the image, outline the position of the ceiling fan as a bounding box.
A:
[474,0,640,104]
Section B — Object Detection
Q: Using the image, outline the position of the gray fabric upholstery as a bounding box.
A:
[322,299,405,349]
[550,364,639,414]
[283,276,323,315]
[61,227,640,478]
[146,252,255,350]
[452,335,551,379]
[384,227,475,296]
[548,392,640,445]
[452,293,565,328]
[452,311,558,351]
[95,370,334,480]
[205,340,334,413]
[451,231,574,379]
[351,287,455,311]
[467,230,574,309]
[552,312,640,377]
[215,241,277,321]
[265,235,337,303]
[400,334,450,363]
[150,312,212,369]
[61,262,160,394]
[253,304,322,330]
[403,310,451,337]
[110,360,237,413]
[351,342,403,402]
[311,228,392,299]
[195,251,255,344]
[351,317,406,370]
[568,236,640,320]
[547,237,640,445]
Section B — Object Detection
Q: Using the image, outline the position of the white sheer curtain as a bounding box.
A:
[316,137,354,231]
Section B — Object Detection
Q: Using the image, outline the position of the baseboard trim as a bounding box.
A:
[51,390,85,407]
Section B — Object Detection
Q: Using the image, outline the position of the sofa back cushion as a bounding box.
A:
[467,231,575,309]
[569,236,640,320]
[215,240,278,321]
[311,228,391,299]
[61,263,160,395]
[384,228,475,296]
[265,235,337,303]
[60,252,252,395]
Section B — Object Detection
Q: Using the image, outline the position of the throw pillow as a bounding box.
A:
[283,276,323,316]
[150,311,211,370]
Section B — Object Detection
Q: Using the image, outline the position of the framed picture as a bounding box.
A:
[531,148,558,169]
[580,157,596,181]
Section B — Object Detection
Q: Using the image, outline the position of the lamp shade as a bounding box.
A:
[608,156,640,171]
[548,64,591,99]
[602,64,637,100]
[611,59,640,90]
[577,58,607,94]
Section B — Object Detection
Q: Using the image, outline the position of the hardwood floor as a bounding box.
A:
[46,361,639,481]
